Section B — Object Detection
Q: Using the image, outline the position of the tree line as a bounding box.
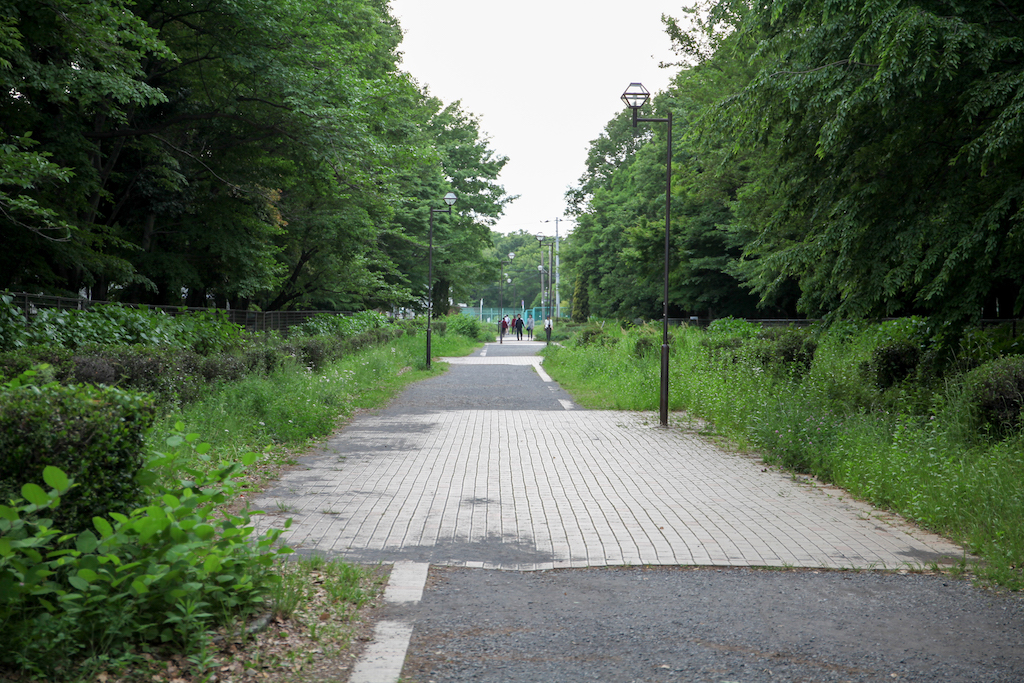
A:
[1,0,512,313]
[563,0,1024,332]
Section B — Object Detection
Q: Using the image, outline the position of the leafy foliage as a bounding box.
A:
[0,447,291,678]
[564,1,1024,333]
[0,368,156,533]
[710,0,1024,324]
[443,313,485,341]
[2,0,510,313]
[0,296,244,354]
[961,356,1024,435]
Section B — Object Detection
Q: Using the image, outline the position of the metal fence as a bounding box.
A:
[5,292,354,333]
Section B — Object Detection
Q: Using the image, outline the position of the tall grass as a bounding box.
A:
[543,321,1024,588]
[151,320,482,472]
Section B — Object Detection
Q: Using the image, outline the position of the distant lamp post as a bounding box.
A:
[621,81,672,427]
[536,235,554,320]
[499,252,514,343]
[537,264,546,315]
[426,191,457,368]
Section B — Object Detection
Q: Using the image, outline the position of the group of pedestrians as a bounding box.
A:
[499,313,553,344]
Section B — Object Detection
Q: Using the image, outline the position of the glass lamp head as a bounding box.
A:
[620,82,650,110]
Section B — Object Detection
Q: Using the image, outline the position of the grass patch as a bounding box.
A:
[543,320,1024,589]
[149,326,482,479]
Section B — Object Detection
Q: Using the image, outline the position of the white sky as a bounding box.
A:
[389,1,689,239]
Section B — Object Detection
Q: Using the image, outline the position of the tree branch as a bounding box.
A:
[770,60,878,77]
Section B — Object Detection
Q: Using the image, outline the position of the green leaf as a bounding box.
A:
[203,555,222,573]
[93,517,114,538]
[21,483,48,507]
[193,523,216,540]
[68,575,90,591]
[76,531,99,554]
[77,567,99,582]
[42,466,69,492]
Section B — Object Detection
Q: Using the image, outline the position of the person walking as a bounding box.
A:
[526,314,534,340]
[544,315,553,345]
[515,314,524,340]
[500,315,508,343]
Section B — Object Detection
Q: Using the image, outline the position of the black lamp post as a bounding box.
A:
[498,252,514,343]
[621,82,672,427]
[426,191,457,368]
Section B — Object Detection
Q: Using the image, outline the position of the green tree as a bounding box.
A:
[0,0,173,293]
[1,0,510,313]
[714,0,1024,324]
[572,275,590,322]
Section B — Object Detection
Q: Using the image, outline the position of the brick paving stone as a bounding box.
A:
[252,361,965,571]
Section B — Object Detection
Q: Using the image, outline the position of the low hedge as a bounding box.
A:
[0,369,156,532]
[962,355,1024,435]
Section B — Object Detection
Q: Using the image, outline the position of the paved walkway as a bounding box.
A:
[251,341,963,571]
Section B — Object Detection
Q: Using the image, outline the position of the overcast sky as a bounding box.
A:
[389,1,689,239]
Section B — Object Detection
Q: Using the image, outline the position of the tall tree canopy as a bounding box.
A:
[563,0,1024,327]
[0,0,511,311]
[719,0,1024,324]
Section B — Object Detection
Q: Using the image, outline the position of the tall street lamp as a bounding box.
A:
[499,252,514,343]
[536,235,554,319]
[622,82,672,427]
[426,191,457,368]
[542,218,569,319]
[537,264,546,315]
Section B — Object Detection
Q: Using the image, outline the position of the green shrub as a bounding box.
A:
[633,333,658,359]
[107,345,204,405]
[444,314,482,340]
[297,336,331,370]
[0,368,156,533]
[700,317,760,361]
[199,353,247,383]
[0,345,75,382]
[573,323,610,347]
[71,354,117,385]
[705,316,761,340]
[170,309,246,354]
[868,340,922,389]
[753,327,817,375]
[0,451,290,678]
[0,293,29,350]
[961,356,1024,435]
[0,299,247,355]
[292,310,389,338]
[242,342,286,376]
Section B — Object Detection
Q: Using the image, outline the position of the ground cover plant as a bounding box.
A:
[0,304,481,681]
[542,318,1024,589]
